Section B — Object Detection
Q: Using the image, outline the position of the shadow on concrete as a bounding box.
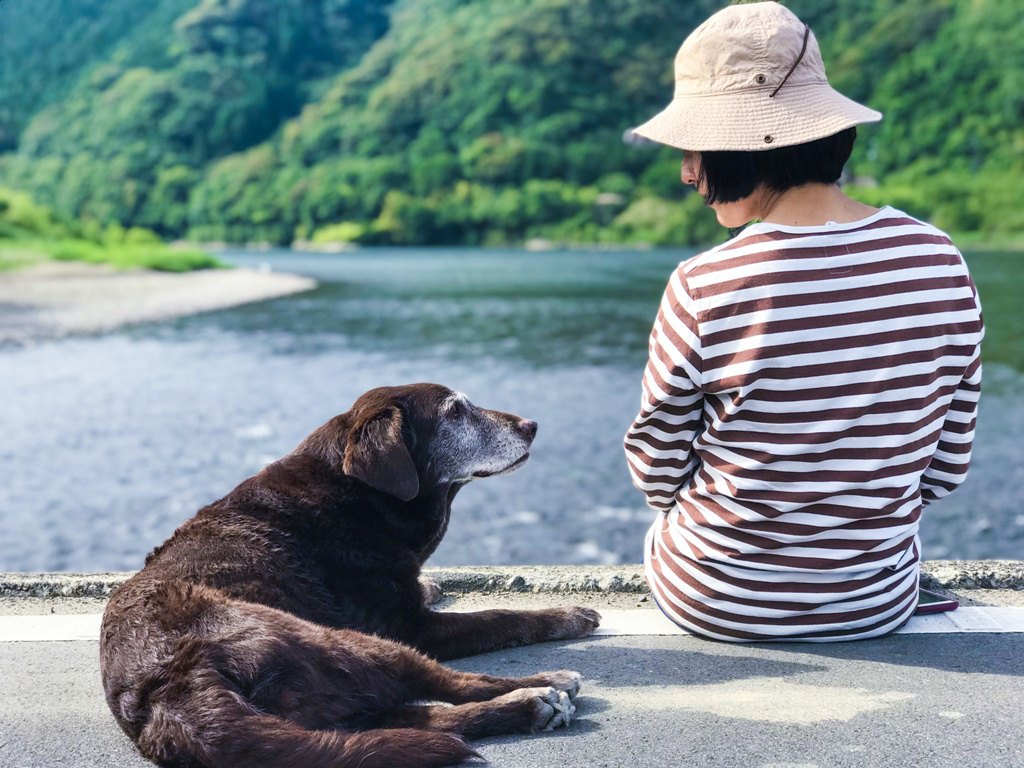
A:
[758,632,1024,677]
[553,646,826,688]
[450,638,826,686]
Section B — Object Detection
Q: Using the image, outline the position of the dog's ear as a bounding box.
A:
[342,406,420,501]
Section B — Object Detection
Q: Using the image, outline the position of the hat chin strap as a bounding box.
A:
[769,24,810,99]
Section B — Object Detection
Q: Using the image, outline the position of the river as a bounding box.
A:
[1,247,1020,571]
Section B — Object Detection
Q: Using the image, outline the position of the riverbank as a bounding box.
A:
[0,260,316,344]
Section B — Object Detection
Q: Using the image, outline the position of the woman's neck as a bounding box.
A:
[759,183,880,227]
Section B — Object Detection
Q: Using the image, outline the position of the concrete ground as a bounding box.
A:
[2,564,1022,768]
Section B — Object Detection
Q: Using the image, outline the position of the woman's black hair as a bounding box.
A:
[697,127,857,205]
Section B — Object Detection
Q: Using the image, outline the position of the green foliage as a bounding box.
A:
[961,251,1024,373]
[46,239,221,272]
[0,187,220,272]
[611,193,724,247]
[0,0,1021,246]
[789,0,1023,206]
[0,0,196,151]
[3,0,392,236]
[188,0,718,245]
[0,187,71,240]
[310,222,367,245]
[0,235,221,273]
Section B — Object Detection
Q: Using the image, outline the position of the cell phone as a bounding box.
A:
[915,587,959,615]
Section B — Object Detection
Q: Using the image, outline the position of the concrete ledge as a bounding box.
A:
[2,561,1022,599]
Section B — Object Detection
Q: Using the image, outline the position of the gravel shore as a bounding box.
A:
[0,261,316,343]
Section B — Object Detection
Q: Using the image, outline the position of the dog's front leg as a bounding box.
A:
[412,606,601,660]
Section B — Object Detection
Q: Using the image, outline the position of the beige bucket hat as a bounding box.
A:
[633,2,881,152]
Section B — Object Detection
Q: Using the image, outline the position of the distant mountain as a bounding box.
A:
[1,0,1020,245]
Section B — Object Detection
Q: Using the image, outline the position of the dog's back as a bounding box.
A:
[100,446,456,767]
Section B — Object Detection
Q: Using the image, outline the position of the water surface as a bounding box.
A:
[1,248,1019,571]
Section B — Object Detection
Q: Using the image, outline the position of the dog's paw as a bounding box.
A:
[504,687,575,732]
[419,576,443,606]
[537,669,582,701]
[548,606,602,639]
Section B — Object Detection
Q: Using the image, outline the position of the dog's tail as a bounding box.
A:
[136,676,477,768]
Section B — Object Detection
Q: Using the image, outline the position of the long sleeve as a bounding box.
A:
[623,265,705,512]
[920,342,982,506]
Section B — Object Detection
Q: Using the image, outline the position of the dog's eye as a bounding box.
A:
[447,399,470,419]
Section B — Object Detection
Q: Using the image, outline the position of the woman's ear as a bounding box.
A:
[342,406,420,501]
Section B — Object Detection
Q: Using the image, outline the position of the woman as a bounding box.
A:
[623,2,983,642]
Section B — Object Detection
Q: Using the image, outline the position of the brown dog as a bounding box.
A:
[100,383,601,768]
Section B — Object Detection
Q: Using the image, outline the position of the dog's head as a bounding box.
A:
[305,384,537,501]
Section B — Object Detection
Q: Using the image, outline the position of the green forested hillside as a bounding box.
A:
[0,0,195,151]
[1,0,393,234]
[0,0,1020,246]
[187,0,723,245]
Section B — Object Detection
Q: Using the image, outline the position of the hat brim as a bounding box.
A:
[632,82,882,152]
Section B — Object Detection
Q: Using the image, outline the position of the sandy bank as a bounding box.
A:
[0,261,316,343]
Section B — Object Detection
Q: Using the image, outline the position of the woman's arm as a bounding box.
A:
[623,265,705,511]
[921,272,984,506]
[920,345,982,506]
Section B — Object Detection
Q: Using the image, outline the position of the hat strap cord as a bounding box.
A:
[769,24,810,99]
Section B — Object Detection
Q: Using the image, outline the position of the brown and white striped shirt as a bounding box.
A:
[624,207,983,642]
